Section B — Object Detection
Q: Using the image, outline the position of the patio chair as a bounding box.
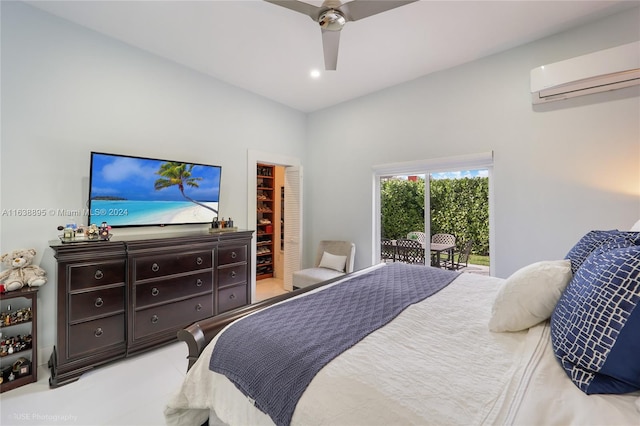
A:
[431,233,456,245]
[406,231,426,245]
[381,238,396,262]
[396,238,425,264]
[446,240,473,270]
[292,240,356,289]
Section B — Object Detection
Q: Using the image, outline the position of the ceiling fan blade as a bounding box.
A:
[264,0,322,21]
[339,0,418,22]
[321,29,340,70]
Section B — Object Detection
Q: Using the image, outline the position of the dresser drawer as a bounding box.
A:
[134,294,213,340]
[69,261,126,291]
[218,245,247,266]
[218,264,247,287]
[135,271,213,309]
[68,314,125,358]
[69,286,125,322]
[218,284,248,314]
[134,251,212,281]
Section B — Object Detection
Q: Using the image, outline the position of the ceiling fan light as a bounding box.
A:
[318,9,345,31]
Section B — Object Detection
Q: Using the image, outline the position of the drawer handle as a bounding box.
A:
[231,251,237,259]
[151,315,159,324]
[151,287,160,296]
[196,303,203,311]
[229,293,236,300]
[94,270,104,280]
[94,297,104,308]
[196,257,203,265]
[196,279,203,287]
[94,328,103,338]
[151,263,160,272]
[230,271,237,278]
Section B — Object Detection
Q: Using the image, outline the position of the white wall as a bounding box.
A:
[0,2,306,356]
[304,6,640,278]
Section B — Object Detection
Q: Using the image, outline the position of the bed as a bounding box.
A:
[165,230,640,425]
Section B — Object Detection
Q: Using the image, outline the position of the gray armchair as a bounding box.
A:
[292,240,356,289]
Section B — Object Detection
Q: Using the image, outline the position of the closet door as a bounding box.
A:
[283,166,302,292]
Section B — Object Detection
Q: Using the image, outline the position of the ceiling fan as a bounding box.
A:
[264,0,418,70]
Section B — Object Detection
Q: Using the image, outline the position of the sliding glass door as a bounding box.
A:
[428,169,490,269]
[373,153,493,274]
[380,174,426,241]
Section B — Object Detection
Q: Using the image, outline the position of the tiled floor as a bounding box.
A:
[0,342,188,426]
[255,277,288,301]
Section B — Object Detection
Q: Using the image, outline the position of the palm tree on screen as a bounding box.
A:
[154,162,218,215]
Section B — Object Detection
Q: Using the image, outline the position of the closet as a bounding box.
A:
[256,164,275,279]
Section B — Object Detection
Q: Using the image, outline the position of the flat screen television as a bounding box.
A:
[88,152,221,227]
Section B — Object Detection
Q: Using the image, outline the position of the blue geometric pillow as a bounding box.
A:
[565,230,640,274]
[592,235,637,256]
[551,244,640,394]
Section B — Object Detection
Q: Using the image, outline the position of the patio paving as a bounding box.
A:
[460,264,490,275]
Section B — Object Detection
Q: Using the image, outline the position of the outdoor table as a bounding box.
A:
[389,240,455,268]
[429,242,455,268]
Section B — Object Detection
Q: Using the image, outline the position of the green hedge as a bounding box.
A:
[380,177,489,255]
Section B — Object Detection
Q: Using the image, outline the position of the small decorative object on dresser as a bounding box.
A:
[209,217,238,234]
[48,229,253,387]
[98,222,111,240]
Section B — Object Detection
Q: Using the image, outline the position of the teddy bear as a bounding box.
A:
[0,249,47,292]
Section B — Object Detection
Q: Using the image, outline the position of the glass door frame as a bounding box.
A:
[372,151,495,275]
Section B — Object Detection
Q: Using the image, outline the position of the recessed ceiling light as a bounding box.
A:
[310,69,321,79]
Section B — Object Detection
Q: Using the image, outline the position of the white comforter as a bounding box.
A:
[165,267,640,425]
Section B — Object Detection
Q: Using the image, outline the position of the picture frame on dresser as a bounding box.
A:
[48,229,253,387]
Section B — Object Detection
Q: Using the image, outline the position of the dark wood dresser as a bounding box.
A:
[48,229,252,387]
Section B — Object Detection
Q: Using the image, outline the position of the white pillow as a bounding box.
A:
[489,260,572,332]
[630,219,640,231]
[318,251,347,272]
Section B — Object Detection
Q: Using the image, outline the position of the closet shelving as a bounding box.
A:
[256,164,274,280]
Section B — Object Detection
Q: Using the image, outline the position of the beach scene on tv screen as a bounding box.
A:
[89,154,221,226]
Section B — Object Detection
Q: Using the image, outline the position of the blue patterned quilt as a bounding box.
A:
[209,263,460,426]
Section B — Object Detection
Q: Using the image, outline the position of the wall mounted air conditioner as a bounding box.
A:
[531,41,640,104]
